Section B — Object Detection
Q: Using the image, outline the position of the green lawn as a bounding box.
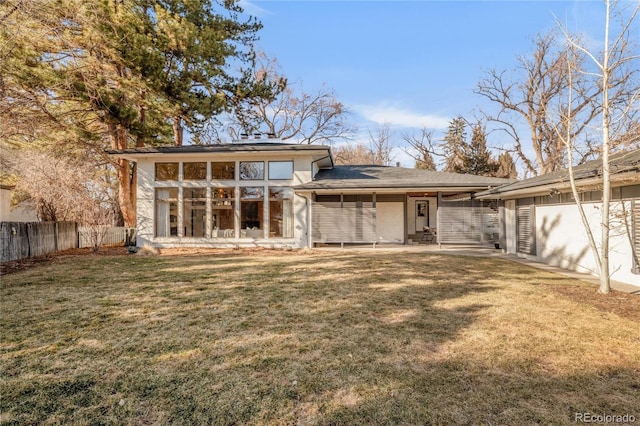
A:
[1,249,638,425]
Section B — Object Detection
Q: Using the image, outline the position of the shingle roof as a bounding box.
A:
[295,165,514,190]
[477,149,640,198]
[106,142,332,156]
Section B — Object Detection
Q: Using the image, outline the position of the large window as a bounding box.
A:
[241,187,264,237]
[153,161,295,241]
[184,162,207,180]
[239,162,264,180]
[183,188,207,237]
[269,161,293,180]
[155,163,179,181]
[269,187,293,238]
[212,162,235,180]
[155,188,178,237]
[212,187,235,238]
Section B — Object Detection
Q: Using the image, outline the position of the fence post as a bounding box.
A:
[26,222,31,258]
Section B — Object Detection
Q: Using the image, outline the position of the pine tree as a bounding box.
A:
[441,116,467,172]
[456,124,499,176]
[1,0,271,225]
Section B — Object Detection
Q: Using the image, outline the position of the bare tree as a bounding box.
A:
[229,54,355,144]
[496,152,518,179]
[366,123,395,166]
[557,0,639,294]
[476,28,636,176]
[332,143,375,165]
[11,149,117,250]
[402,127,437,170]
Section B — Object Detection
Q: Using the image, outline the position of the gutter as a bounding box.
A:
[475,171,639,200]
[310,154,334,176]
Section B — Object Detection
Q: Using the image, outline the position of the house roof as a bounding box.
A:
[477,149,640,199]
[106,142,332,155]
[295,165,514,192]
[106,142,334,166]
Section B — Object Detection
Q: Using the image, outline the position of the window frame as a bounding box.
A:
[268,160,294,180]
[183,162,207,181]
[155,162,179,181]
[211,161,236,180]
[239,161,265,180]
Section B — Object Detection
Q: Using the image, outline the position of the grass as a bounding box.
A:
[1,249,639,425]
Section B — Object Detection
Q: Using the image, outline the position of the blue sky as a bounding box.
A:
[238,1,611,167]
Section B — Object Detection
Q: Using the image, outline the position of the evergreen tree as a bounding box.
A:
[1,0,270,225]
[441,116,467,172]
[456,124,499,176]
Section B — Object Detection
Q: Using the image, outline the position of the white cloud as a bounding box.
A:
[238,0,272,17]
[354,103,450,130]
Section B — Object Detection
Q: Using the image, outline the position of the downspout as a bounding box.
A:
[437,191,442,249]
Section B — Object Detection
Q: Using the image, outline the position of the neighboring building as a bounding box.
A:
[0,184,38,222]
[108,140,512,249]
[477,150,640,286]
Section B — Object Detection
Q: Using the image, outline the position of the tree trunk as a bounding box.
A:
[174,116,183,146]
[109,122,137,227]
[136,91,146,148]
[116,158,136,227]
[599,0,612,294]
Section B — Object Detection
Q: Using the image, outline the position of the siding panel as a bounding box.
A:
[312,202,376,244]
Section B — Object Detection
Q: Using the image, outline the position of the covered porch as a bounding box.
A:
[294,164,512,249]
[306,190,501,248]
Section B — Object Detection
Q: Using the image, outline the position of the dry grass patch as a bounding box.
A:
[1,249,638,425]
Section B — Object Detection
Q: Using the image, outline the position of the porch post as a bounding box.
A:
[403,194,408,245]
[437,191,442,249]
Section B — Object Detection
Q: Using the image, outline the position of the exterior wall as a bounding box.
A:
[535,201,638,286]
[376,202,404,243]
[135,154,315,249]
[504,200,517,254]
[0,188,39,222]
[0,188,10,222]
[502,197,638,286]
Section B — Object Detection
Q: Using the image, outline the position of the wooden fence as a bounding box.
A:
[1,222,136,262]
[78,226,136,249]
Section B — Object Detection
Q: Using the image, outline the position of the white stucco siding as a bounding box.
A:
[503,200,517,254]
[293,193,309,248]
[535,201,639,286]
[293,156,313,185]
[376,202,404,243]
[136,159,155,246]
[0,188,11,222]
[133,153,315,249]
[0,187,39,222]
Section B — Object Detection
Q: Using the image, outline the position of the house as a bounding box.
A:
[108,139,513,249]
[477,149,640,286]
[0,184,38,222]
